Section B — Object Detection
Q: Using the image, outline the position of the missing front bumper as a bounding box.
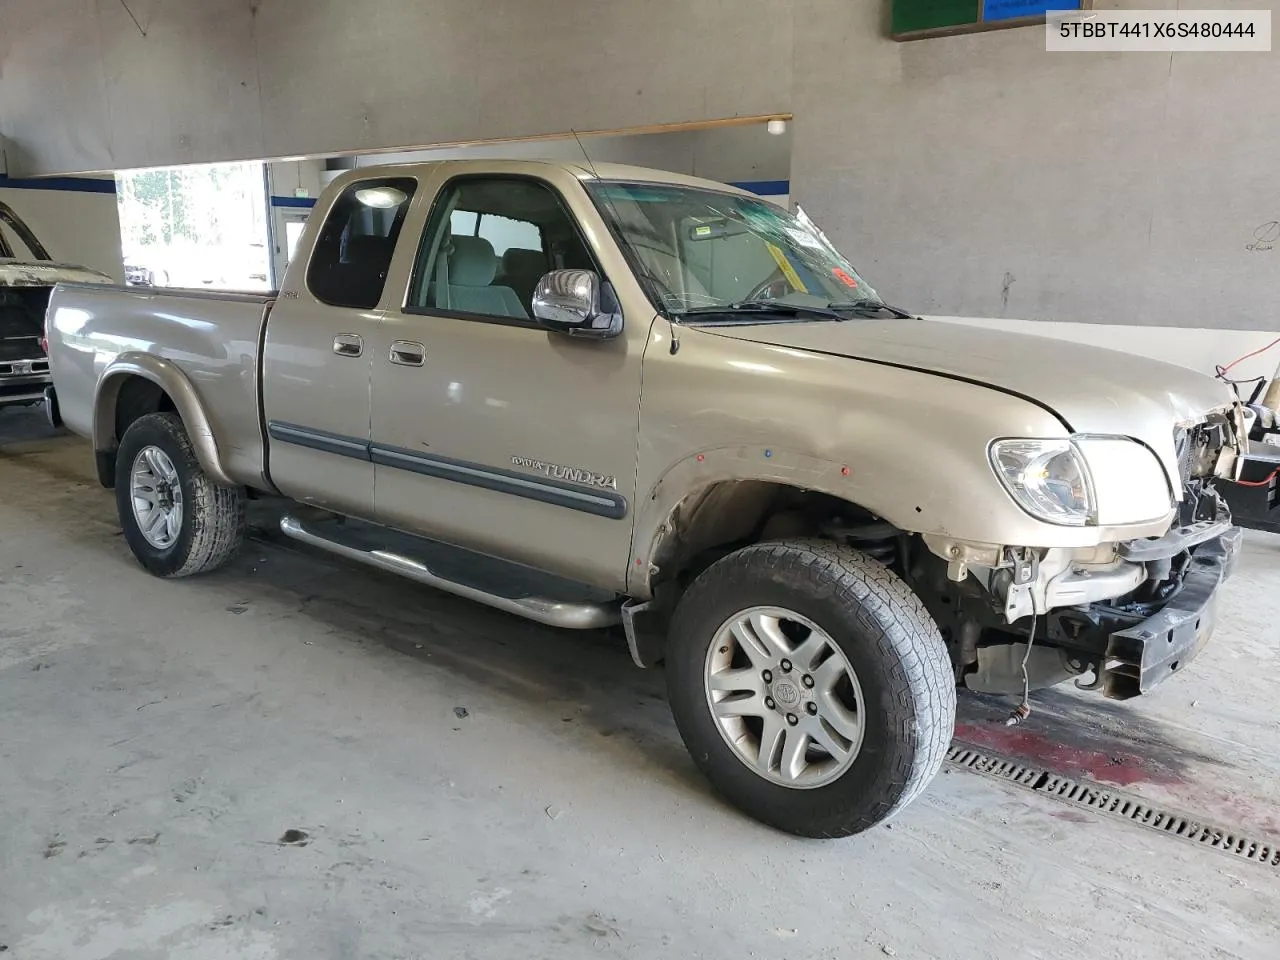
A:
[1095,526,1242,700]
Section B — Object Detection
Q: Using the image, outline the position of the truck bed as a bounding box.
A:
[46,282,274,487]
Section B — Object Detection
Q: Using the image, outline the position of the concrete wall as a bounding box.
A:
[789,0,1280,331]
[2,0,1276,329]
[0,179,124,281]
[0,0,787,174]
[353,126,793,187]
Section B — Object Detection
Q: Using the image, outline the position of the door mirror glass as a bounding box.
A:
[531,269,623,339]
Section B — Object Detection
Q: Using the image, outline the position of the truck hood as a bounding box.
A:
[0,259,113,287]
[700,316,1235,479]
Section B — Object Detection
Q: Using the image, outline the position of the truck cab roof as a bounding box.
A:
[326,158,759,198]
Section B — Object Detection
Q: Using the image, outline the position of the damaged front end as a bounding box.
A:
[907,410,1243,701]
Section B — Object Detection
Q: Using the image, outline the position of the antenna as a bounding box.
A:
[570,128,604,182]
[570,129,676,346]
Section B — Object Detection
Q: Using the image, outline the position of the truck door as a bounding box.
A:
[262,176,419,517]
[367,170,644,591]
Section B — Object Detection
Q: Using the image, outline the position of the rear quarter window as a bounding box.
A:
[306,178,418,310]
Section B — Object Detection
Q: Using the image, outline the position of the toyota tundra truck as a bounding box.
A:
[44,159,1243,837]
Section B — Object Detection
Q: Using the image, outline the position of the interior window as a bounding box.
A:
[306,177,417,310]
[409,177,595,321]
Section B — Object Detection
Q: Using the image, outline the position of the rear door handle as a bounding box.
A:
[389,340,426,367]
[333,334,364,357]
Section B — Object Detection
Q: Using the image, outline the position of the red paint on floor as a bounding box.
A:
[954,722,1183,787]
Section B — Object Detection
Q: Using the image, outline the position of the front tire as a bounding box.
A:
[665,539,955,838]
[115,412,246,577]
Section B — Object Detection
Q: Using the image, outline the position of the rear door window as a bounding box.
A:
[306,178,417,310]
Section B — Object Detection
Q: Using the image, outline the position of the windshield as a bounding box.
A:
[587,181,880,317]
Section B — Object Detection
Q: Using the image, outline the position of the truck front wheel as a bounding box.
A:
[665,540,955,837]
[114,412,246,578]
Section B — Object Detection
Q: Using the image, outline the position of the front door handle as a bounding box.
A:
[333,333,364,357]
[389,340,426,367]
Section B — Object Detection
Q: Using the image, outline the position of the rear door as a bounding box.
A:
[261,176,419,517]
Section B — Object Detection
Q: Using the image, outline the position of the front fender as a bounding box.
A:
[627,323,1183,598]
[94,353,234,487]
[627,445,860,595]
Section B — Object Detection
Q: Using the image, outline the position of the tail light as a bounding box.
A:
[40,334,48,354]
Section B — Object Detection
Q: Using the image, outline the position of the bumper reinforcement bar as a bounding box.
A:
[1099,527,1242,699]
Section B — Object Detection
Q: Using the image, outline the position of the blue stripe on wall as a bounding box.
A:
[729,179,790,196]
[270,195,317,208]
[0,175,117,194]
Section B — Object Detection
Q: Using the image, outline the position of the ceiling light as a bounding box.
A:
[354,186,407,209]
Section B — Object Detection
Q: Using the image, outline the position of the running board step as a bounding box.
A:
[278,514,621,630]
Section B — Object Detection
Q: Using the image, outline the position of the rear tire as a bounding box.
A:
[665,539,955,838]
[115,412,246,577]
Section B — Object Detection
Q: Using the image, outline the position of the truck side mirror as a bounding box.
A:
[531,269,623,339]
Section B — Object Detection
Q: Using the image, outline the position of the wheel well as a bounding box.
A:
[115,376,177,441]
[652,480,895,589]
[96,376,178,487]
[624,481,909,668]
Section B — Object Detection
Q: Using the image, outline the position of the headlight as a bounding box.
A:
[990,437,1173,527]
[990,439,1093,526]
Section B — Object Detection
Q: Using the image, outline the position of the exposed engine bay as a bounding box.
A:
[817,410,1245,701]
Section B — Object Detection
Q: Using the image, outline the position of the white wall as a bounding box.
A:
[0,180,124,282]
[933,316,1280,387]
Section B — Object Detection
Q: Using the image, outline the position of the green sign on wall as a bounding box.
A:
[891,0,1090,40]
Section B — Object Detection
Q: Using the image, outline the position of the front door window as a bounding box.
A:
[408,177,598,322]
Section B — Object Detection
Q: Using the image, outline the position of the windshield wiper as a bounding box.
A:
[829,299,916,320]
[676,299,850,321]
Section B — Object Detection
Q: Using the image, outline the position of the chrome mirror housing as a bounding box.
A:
[531,269,623,339]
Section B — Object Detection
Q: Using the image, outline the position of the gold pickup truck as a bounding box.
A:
[45,160,1243,837]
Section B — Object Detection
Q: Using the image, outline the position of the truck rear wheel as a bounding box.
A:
[665,539,954,837]
[114,412,246,578]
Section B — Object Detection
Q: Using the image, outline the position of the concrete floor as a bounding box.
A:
[2,405,1278,960]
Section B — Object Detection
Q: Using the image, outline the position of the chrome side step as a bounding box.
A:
[278,514,621,630]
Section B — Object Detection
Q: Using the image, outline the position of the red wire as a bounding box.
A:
[1233,465,1280,488]
[1213,340,1280,486]
[1218,336,1280,376]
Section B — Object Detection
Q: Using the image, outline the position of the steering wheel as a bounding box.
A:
[743,273,791,303]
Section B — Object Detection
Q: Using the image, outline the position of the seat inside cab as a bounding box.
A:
[418,177,597,320]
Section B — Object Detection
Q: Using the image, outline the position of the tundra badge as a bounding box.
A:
[511,456,618,490]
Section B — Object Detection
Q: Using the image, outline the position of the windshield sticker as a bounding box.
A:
[765,243,808,294]
[784,227,824,250]
[832,267,858,288]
